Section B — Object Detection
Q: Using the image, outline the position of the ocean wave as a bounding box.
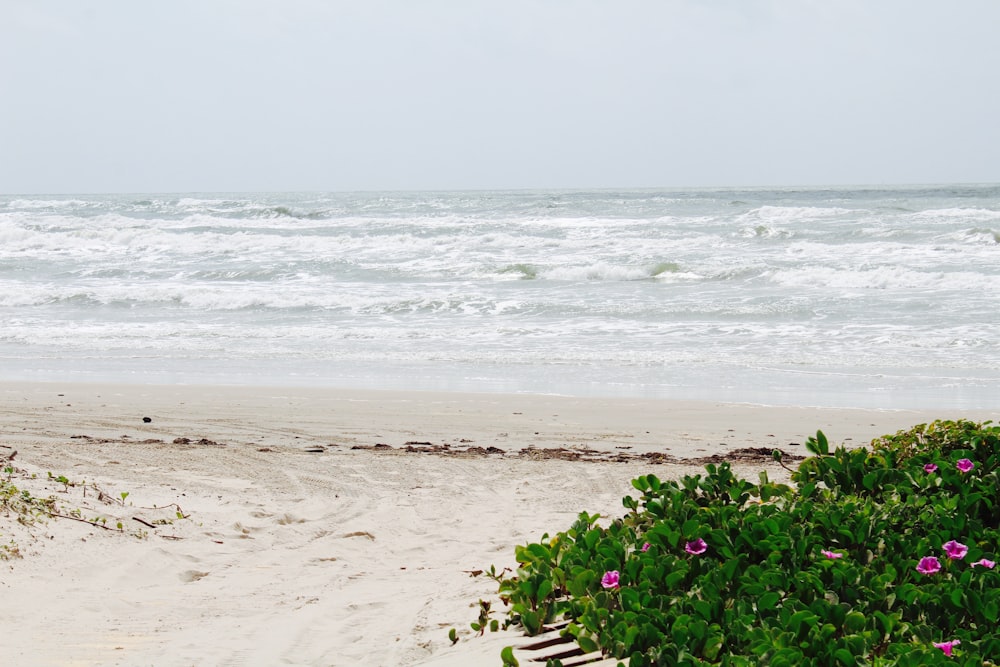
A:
[0,280,534,314]
[908,207,1000,222]
[0,219,38,245]
[770,265,1000,291]
[4,198,98,210]
[497,263,538,280]
[238,205,334,221]
[742,205,853,222]
[0,282,283,311]
[0,213,361,260]
[540,262,688,282]
[356,296,532,317]
[958,227,1000,245]
[0,287,136,309]
[737,224,794,239]
[176,197,241,208]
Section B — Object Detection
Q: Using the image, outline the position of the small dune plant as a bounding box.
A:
[2,463,188,558]
[478,420,1000,666]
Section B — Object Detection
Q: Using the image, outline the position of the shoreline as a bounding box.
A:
[4,380,995,456]
[6,361,999,411]
[1,381,996,665]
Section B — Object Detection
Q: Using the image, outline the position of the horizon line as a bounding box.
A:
[4,181,1000,198]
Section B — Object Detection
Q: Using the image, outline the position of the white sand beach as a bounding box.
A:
[1,382,994,666]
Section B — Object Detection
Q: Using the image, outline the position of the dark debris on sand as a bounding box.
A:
[59,434,803,465]
[350,442,805,465]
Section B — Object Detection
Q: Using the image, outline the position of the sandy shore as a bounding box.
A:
[1,381,994,666]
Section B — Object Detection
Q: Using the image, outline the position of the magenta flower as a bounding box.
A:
[957,458,975,473]
[924,463,938,473]
[600,570,620,590]
[943,540,968,560]
[685,538,708,555]
[821,550,844,559]
[933,639,960,657]
[640,542,651,552]
[972,558,996,569]
[916,556,942,575]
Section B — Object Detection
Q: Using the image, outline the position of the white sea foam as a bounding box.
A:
[956,227,1000,245]
[770,265,999,291]
[909,207,1000,222]
[540,262,674,282]
[4,198,95,209]
[743,205,853,222]
[2,186,999,408]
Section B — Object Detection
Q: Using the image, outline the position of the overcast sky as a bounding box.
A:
[2,1,999,194]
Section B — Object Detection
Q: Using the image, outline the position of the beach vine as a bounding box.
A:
[471,420,1000,665]
[1,462,188,559]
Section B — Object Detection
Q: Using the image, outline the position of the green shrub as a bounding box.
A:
[484,421,1000,665]
[871,420,1000,466]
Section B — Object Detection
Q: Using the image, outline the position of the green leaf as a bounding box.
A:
[664,570,687,588]
[806,431,830,456]
[703,633,725,661]
[624,625,641,652]
[520,609,541,635]
[536,578,553,601]
[526,543,550,561]
[862,472,877,491]
[620,587,640,612]
[721,557,740,582]
[843,611,865,633]
[693,599,713,621]
[872,610,895,636]
[983,601,999,623]
[567,570,594,598]
[500,645,520,667]
[577,634,599,653]
[789,610,819,636]
[950,588,964,608]
[834,648,856,665]
[758,591,781,612]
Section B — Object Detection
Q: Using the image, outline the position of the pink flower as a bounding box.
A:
[821,550,843,559]
[600,570,620,590]
[933,639,961,657]
[916,556,942,575]
[684,538,708,555]
[943,540,968,560]
[924,463,938,473]
[640,542,651,552]
[957,458,975,473]
[972,558,996,569]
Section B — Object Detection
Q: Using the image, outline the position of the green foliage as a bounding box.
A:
[1,473,58,559]
[485,421,1000,665]
[872,419,1000,465]
[1,476,57,522]
[2,463,190,556]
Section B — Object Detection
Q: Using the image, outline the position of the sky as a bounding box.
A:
[2,0,999,194]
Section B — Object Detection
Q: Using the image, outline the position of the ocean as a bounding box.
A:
[2,185,998,410]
